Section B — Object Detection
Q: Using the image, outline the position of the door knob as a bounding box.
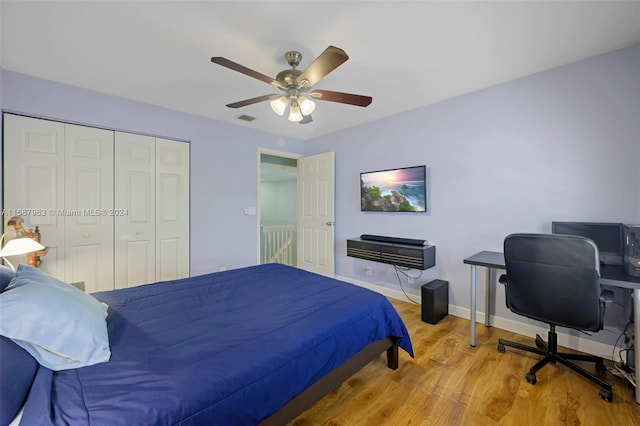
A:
[326,221,335,226]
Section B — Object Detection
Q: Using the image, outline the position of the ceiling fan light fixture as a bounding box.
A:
[270,96,288,116]
[298,96,316,116]
[212,46,372,123]
[288,100,303,122]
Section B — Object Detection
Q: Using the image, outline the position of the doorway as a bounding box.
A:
[258,151,299,266]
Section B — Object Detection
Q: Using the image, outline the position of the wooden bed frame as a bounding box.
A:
[261,337,398,425]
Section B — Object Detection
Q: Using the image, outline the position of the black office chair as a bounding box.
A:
[497,233,614,402]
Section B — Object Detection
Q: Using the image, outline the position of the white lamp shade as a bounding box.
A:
[270,96,288,116]
[0,237,46,257]
[299,97,316,116]
[288,105,303,122]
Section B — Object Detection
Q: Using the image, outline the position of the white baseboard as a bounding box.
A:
[337,274,616,360]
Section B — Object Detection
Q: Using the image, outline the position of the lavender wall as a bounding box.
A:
[0,70,305,276]
[305,44,640,345]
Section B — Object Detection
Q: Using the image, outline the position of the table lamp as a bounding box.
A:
[0,217,47,270]
[0,236,46,271]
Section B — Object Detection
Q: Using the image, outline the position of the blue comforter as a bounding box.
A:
[20,264,413,425]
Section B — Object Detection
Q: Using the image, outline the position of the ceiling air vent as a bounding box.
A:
[237,114,257,122]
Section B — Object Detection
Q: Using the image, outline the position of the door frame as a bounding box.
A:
[256,148,302,265]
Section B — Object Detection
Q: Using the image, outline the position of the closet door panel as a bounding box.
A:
[115,132,156,288]
[64,124,114,292]
[156,138,190,281]
[158,237,180,280]
[4,115,189,288]
[124,240,154,286]
[3,115,65,278]
[69,244,102,290]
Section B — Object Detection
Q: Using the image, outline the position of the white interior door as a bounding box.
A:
[3,114,65,278]
[64,124,114,292]
[114,132,156,288]
[155,138,190,281]
[297,151,335,277]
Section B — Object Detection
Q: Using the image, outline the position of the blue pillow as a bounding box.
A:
[0,265,111,371]
[0,265,16,292]
[0,335,38,426]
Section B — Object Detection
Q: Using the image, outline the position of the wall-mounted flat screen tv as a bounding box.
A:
[360,165,427,212]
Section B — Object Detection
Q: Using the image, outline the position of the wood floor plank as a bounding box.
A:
[290,298,640,425]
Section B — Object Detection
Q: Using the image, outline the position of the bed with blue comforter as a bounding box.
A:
[8,263,413,425]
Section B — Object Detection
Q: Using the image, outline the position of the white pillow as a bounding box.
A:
[0,265,111,370]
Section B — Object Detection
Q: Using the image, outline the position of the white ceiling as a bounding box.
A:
[2,1,639,141]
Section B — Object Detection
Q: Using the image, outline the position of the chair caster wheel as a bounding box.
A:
[497,344,505,353]
[599,389,613,402]
[525,373,537,384]
[596,361,607,373]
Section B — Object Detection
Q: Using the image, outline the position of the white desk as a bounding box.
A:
[464,250,640,404]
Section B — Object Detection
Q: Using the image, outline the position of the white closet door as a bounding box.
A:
[114,132,156,288]
[64,124,114,293]
[4,115,190,289]
[3,115,65,278]
[155,138,190,281]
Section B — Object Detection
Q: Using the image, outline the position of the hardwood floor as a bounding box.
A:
[291,298,640,425]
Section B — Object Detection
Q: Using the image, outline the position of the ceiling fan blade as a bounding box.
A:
[226,94,277,109]
[310,89,372,107]
[299,115,313,124]
[297,46,349,87]
[211,57,285,89]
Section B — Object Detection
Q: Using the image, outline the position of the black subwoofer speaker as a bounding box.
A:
[421,279,448,324]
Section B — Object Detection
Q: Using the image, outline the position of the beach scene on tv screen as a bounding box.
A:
[361,166,426,212]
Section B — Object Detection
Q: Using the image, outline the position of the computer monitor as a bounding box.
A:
[551,222,624,265]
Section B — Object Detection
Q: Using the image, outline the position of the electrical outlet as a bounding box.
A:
[365,266,373,276]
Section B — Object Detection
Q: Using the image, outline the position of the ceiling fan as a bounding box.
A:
[211,46,372,124]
